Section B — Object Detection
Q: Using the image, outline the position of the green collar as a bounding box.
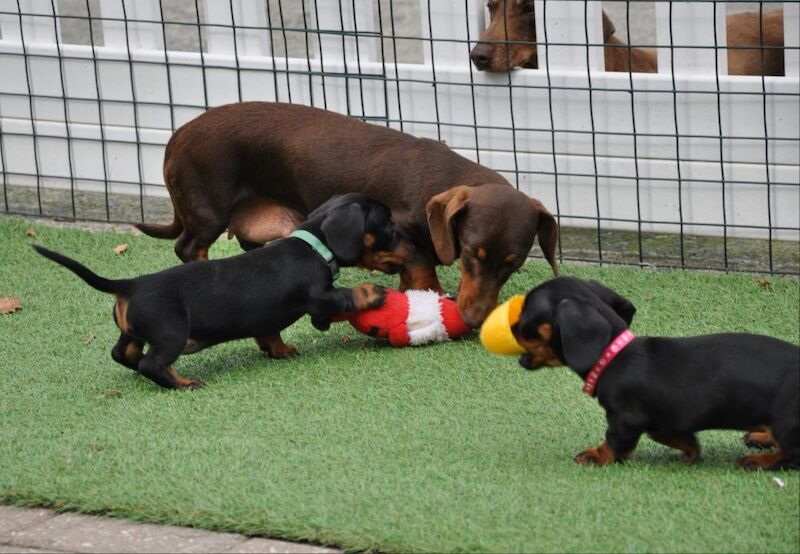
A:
[289,229,340,281]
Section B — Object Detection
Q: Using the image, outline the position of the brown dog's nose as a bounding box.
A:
[470,44,492,70]
[459,302,496,329]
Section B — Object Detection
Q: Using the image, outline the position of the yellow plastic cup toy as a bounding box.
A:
[480,295,526,355]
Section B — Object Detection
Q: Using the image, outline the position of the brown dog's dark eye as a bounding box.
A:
[460,251,479,273]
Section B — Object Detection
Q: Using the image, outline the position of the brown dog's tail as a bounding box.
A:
[537,208,559,276]
[136,131,184,239]
[134,215,182,239]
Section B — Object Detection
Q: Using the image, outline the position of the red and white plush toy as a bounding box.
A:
[335,288,471,347]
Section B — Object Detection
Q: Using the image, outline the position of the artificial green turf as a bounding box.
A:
[1,216,798,553]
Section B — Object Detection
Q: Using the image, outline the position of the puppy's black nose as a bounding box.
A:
[518,353,534,370]
[470,45,491,70]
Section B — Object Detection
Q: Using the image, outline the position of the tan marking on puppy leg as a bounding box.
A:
[575,441,623,466]
[743,427,777,449]
[114,296,130,334]
[649,432,701,463]
[255,334,298,359]
[124,341,144,366]
[737,450,791,470]
[166,366,204,390]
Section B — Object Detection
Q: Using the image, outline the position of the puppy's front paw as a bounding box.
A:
[353,283,387,311]
[575,443,617,466]
[311,316,332,331]
[735,452,789,470]
[743,430,776,450]
[181,377,205,390]
[267,343,299,359]
[575,448,605,466]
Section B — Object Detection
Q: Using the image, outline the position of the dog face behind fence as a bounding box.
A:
[471,2,656,73]
[470,0,539,72]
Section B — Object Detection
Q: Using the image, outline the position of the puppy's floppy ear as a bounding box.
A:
[426,186,470,265]
[320,202,365,265]
[585,280,636,326]
[515,293,549,340]
[602,10,616,41]
[554,297,611,372]
[530,198,559,276]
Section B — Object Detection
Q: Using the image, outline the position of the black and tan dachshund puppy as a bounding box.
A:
[513,276,799,470]
[35,194,414,390]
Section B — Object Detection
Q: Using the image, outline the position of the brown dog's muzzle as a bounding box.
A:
[470,43,494,71]
[456,271,501,328]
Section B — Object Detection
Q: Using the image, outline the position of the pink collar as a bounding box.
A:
[582,329,636,397]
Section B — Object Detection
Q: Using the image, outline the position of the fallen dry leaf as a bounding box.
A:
[96,390,123,399]
[0,296,22,314]
[644,294,655,301]
[757,278,772,290]
[113,243,129,255]
[342,335,351,344]
[26,227,37,238]
[83,332,97,345]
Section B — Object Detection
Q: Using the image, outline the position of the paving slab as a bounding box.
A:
[0,546,63,553]
[0,507,340,554]
[227,538,339,553]
[0,507,54,536]
[8,513,245,553]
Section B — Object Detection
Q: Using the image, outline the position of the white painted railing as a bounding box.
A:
[0,0,798,240]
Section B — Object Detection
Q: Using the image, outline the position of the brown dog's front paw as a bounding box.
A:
[353,283,387,311]
[267,343,299,359]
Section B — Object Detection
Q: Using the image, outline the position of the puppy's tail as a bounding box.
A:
[33,245,133,295]
[134,216,182,239]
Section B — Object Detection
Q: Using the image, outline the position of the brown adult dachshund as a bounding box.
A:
[470,1,784,76]
[727,10,784,76]
[137,102,559,328]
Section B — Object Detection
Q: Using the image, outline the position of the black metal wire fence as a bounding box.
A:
[1,0,798,273]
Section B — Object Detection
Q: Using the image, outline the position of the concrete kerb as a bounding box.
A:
[0,506,339,554]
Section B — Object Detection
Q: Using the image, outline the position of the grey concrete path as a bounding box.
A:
[0,506,339,554]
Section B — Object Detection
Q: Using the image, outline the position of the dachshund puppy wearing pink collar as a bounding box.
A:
[512,277,799,470]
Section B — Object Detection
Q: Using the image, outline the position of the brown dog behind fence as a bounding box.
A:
[470,2,784,76]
